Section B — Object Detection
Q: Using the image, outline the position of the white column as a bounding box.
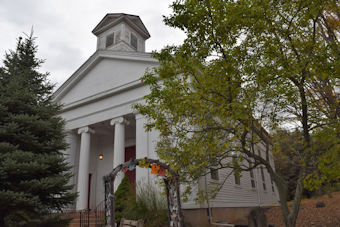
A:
[76,126,94,210]
[110,117,126,191]
[135,113,149,184]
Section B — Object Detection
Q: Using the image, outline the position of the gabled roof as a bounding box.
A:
[52,50,158,108]
[92,13,151,39]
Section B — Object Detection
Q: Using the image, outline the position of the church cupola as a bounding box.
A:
[92,13,151,52]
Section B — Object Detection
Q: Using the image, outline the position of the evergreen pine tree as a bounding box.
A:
[0,34,76,226]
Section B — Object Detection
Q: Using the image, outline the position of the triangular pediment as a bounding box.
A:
[53,50,158,110]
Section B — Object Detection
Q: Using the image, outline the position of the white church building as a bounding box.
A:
[53,13,279,226]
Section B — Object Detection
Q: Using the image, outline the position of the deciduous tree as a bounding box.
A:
[135,1,340,227]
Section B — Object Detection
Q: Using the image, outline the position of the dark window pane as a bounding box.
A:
[131,33,137,49]
[261,167,266,190]
[270,175,275,192]
[251,179,256,188]
[234,173,240,185]
[106,33,114,47]
[210,168,219,180]
[260,167,265,181]
[250,169,254,178]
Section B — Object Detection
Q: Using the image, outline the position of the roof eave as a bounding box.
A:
[92,14,150,39]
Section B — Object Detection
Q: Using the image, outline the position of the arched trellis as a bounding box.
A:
[103,158,184,227]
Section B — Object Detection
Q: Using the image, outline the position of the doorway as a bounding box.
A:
[124,146,136,187]
[88,173,92,209]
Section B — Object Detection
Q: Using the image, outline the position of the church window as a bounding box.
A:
[130,33,138,49]
[260,167,266,190]
[234,172,241,185]
[250,168,256,188]
[106,33,114,47]
[233,156,241,185]
[210,168,219,180]
[269,171,275,192]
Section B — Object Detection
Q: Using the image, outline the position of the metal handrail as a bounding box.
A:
[79,208,90,227]
[94,200,106,227]
[54,202,105,227]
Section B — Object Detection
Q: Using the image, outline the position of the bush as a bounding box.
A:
[123,182,169,227]
[114,176,134,224]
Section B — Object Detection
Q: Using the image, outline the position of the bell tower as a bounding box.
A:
[92,13,151,52]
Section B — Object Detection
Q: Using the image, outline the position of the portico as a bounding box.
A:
[64,113,155,210]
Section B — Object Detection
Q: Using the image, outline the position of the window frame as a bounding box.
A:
[106,33,114,48]
[234,172,241,185]
[233,156,241,185]
[130,33,138,50]
[260,167,266,191]
[210,168,219,181]
[249,168,256,189]
[269,170,275,192]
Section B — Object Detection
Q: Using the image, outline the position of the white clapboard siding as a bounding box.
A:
[201,141,279,208]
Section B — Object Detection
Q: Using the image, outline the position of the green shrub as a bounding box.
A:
[123,182,168,227]
[114,176,134,224]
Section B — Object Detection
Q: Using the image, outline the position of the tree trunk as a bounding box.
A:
[286,180,303,227]
[274,172,304,227]
[271,167,305,227]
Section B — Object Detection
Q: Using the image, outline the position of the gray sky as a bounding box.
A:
[0,0,186,88]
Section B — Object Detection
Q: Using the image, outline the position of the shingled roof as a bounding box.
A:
[92,13,151,39]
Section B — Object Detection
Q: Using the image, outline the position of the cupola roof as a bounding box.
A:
[92,13,150,39]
